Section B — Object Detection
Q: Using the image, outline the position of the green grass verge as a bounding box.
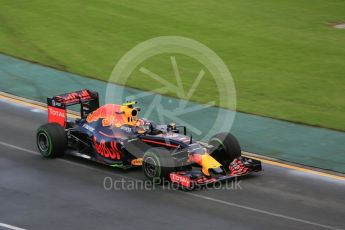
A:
[0,0,344,130]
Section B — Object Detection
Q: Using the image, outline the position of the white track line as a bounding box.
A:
[185,193,342,230]
[0,141,343,230]
[0,223,26,230]
[0,141,38,155]
[0,141,140,182]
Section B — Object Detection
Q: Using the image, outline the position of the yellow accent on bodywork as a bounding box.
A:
[200,154,222,176]
[122,101,137,106]
[120,105,139,126]
[131,158,143,166]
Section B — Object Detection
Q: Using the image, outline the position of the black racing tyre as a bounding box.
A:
[36,123,67,158]
[142,147,176,183]
[208,132,241,168]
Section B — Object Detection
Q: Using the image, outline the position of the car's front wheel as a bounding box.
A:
[208,132,241,168]
[142,147,176,183]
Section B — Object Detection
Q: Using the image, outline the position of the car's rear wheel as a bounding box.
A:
[143,147,176,183]
[208,132,241,168]
[36,123,67,158]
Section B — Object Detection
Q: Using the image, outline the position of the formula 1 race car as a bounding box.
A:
[36,89,262,189]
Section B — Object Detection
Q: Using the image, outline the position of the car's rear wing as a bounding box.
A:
[47,89,99,127]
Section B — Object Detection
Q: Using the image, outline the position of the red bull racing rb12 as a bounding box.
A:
[36,89,262,189]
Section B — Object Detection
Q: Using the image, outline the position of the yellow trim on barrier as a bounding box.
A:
[244,155,345,181]
[0,94,79,118]
[1,93,345,182]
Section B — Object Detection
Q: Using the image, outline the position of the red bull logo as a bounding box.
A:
[55,90,92,104]
[93,137,121,160]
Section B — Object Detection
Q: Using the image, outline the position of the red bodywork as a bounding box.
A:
[54,90,93,105]
[48,106,66,127]
[47,89,99,128]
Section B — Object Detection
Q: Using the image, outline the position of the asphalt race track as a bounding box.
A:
[0,98,344,230]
